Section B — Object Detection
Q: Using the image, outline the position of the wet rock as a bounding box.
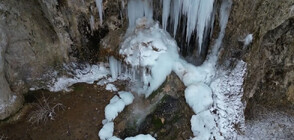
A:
[138,95,193,140]
[244,18,294,117]
[217,0,294,118]
[114,73,193,139]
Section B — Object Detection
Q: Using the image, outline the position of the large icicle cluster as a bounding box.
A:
[127,0,153,29]
[127,0,215,54]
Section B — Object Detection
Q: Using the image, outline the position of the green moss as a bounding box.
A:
[152,116,163,130]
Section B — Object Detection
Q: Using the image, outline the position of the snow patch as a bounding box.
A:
[49,63,109,92]
[243,34,253,46]
[98,122,114,140]
[106,83,118,92]
[185,83,213,114]
[98,91,135,140]
[210,60,247,139]
[118,91,135,105]
[125,134,156,140]
[191,110,218,140]
[105,95,126,121]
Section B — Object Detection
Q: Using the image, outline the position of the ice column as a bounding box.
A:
[95,0,103,24]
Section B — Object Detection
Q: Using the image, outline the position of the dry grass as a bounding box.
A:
[28,94,65,124]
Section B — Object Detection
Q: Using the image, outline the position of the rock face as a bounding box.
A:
[0,29,23,120]
[0,0,293,125]
[0,0,123,119]
[219,0,294,117]
[0,0,70,119]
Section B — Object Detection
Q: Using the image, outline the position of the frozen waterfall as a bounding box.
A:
[127,0,215,56]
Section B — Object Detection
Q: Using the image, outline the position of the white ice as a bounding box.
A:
[98,122,114,140]
[95,0,103,24]
[118,91,135,105]
[161,0,215,53]
[106,83,118,92]
[105,95,126,121]
[90,15,95,31]
[125,134,156,140]
[99,91,135,140]
[120,18,179,97]
[191,110,218,140]
[185,83,213,114]
[109,56,122,80]
[162,0,171,30]
[243,34,253,46]
[49,63,109,92]
[127,0,153,28]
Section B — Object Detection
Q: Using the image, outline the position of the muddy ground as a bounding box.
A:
[0,83,116,140]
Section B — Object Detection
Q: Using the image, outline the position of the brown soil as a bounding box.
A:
[0,83,117,140]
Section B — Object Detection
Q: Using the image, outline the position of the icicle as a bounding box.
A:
[162,0,171,30]
[208,0,232,63]
[178,0,215,54]
[109,56,120,79]
[170,0,182,37]
[195,0,214,54]
[121,0,125,9]
[185,0,201,42]
[90,15,95,31]
[95,0,103,25]
[127,0,153,28]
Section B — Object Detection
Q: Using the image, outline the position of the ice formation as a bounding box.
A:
[90,15,95,31]
[125,134,156,140]
[161,0,171,30]
[106,83,118,92]
[95,0,103,24]
[120,18,179,97]
[49,63,109,92]
[210,60,247,139]
[98,91,135,140]
[243,34,253,46]
[99,122,114,140]
[118,0,237,139]
[45,0,247,139]
[127,0,153,28]
[109,56,122,79]
[127,0,216,54]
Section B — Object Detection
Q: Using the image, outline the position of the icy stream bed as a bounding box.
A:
[43,0,250,139]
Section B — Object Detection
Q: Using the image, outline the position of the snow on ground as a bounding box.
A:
[210,60,247,139]
[48,63,109,92]
[185,83,213,114]
[106,84,118,92]
[243,34,253,46]
[125,134,156,140]
[98,91,135,140]
[240,106,294,140]
[99,122,114,140]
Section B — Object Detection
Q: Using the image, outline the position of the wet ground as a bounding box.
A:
[0,83,115,140]
[0,75,194,140]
